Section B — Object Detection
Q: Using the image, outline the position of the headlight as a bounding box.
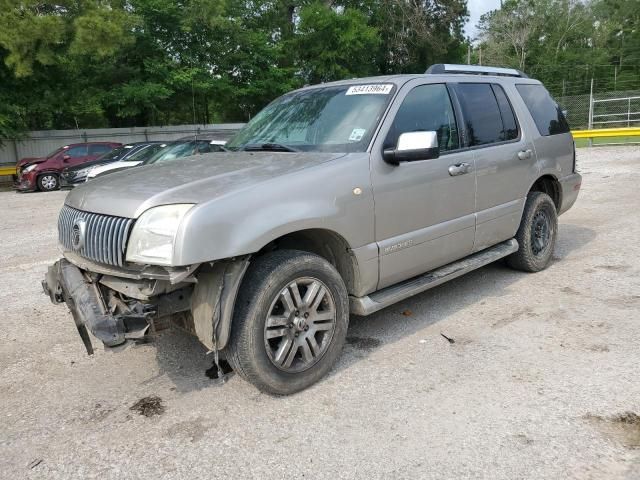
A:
[22,164,37,173]
[126,204,194,265]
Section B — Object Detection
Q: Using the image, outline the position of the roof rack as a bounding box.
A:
[426,64,529,78]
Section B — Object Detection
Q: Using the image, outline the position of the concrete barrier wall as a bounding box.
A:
[0,124,245,165]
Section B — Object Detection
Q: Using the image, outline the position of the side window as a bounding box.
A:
[65,145,87,158]
[89,144,112,155]
[195,141,211,153]
[492,84,519,141]
[516,84,570,136]
[454,83,506,146]
[385,84,459,152]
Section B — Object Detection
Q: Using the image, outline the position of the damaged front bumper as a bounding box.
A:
[42,259,190,354]
[42,255,249,355]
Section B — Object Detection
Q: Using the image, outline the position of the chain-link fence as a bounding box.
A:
[557,89,640,145]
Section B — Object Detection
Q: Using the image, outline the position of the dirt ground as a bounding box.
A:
[0,147,639,480]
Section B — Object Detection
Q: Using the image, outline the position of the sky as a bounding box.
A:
[465,0,502,38]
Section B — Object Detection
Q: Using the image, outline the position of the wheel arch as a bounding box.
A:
[36,170,60,190]
[529,174,561,210]
[256,228,360,296]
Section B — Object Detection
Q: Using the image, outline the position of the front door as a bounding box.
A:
[61,145,89,168]
[370,82,476,289]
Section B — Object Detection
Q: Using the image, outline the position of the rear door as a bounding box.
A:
[515,84,574,180]
[452,82,538,251]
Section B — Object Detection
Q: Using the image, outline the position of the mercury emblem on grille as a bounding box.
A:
[71,218,87,250]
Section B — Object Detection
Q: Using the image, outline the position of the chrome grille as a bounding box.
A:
[58,205,134,267]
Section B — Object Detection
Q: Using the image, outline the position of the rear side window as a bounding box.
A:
[89,144,113,155]
[516,84,570,136]
[454,83,518,146]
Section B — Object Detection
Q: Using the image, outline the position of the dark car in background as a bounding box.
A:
[60,141,165,188]
[88,135,227,180]
[15,142,121,192]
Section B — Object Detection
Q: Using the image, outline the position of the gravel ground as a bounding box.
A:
[1,147,639,480]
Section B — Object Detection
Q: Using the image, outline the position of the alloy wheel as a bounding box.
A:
[264,277,337,373]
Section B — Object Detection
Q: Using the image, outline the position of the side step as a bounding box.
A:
[349,239,519,316]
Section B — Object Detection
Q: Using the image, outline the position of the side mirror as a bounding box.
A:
[62,155,71,162]
[383,131,439,165]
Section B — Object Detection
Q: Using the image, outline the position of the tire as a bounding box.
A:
[225,250,349,395]
[507,191,558,272]
[37,173,59,192]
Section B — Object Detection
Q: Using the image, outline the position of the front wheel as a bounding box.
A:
[37,173,59,191]
[225,250,349,395]
[507,191,558,272]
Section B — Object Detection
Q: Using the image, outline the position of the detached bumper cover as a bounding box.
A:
[42,259,146,353]
[558,172,582,215]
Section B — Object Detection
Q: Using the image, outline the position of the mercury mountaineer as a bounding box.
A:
[42,64,582,395]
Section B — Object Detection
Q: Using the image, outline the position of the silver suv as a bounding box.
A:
[43,64,582,394]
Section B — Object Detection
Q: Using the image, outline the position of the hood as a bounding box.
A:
[17,156,43,167]
[65,151,345,218]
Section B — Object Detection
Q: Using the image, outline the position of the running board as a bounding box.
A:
[349,239,519,316]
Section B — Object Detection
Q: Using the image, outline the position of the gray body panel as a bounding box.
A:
[59,72,580,303]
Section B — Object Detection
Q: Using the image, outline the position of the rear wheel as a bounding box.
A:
[37,174,59,191]
[226,250,349,395]
[507,191,558,272]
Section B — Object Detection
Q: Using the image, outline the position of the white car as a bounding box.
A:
[86,138,227,180]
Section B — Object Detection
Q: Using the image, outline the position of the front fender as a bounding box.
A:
[172,153,374,265]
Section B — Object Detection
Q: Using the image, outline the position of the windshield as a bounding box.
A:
[127,143,165,163]
[144,140,218,164]
[96,145,129,162]
[226,84,395,153]
[46,147,64,158]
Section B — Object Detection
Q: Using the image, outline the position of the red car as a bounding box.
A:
[15,142,122,192]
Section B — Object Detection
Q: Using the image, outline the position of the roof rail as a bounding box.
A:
[426,64,528,78]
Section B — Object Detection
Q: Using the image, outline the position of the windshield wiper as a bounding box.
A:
[242,143,299,153]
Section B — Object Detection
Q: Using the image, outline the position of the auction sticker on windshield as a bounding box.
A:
[346,84,393,95]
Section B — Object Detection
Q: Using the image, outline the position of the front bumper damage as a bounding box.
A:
[42,255,249,355]
[42,259,189,353]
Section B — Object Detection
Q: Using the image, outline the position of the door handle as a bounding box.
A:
[517,149,533,160]
[448,162,471,176]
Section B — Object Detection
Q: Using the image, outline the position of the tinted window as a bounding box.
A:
[89,144,113,155]
[385,84,459,152]
[492,84,519,141]
[65,145,87,158]
[516,84,570,135]
[195,141,212,153]
[97,145,127,161]
[455,83,505,146]
[128,144,165,163]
